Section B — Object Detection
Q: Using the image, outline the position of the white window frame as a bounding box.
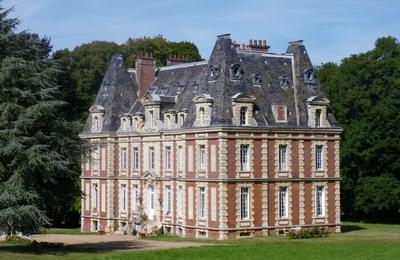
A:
[315,145,324,170]
[177,146,184,171]
[199,187,206,219]
[133,147,139,170]
[240,187,250,220]
[199,107,205,125]
[279,186,288,219]
[315,109,321,127]
[120,184,128,212]
[131,184,138,211]
[164,185,172,216]
[316,186,325,217]
[240,106,247,125]
[278,145,288,171]
[149,146,155,170]
[165,146,172,171]
[92,146,100,172]
[91,183,98,210]
[240,144,249,171]
[120,147,127,171]
[177,185,183,218]
[199,145,206,171]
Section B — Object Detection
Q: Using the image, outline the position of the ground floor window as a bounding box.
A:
[241,187,249,220]
[316,186,325,217]
[279,186,288,218]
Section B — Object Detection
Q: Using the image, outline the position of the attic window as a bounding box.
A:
[279,75,290,88]
[253,73,262,86]
[303,69,316,85]
[230,64,242,80]
[208,65,219,80]
[272,104,288,123]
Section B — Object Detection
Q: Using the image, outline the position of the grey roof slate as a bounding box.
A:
[82,35,338,135]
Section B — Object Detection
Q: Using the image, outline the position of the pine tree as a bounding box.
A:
[0,4,81,234]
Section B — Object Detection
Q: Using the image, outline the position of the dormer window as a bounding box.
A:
[307,96,330,128]
[230,64,242,80]
[208,65,219,81]
[193,95,213,127]
[279,75,290,88]
[253,73,262,86]
[89,105,105,133]
[93,117,100,132]
[303,69,316,85]
[231,93,256,126]
[272,104,288,123]
[240,107,247,125]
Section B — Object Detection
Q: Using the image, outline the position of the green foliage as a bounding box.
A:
[287,227,329,239]
[0,4,81,233]
[317,36,400,220]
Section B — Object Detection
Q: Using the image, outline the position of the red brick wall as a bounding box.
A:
[292,140,299,178]
[208,137,219,178]
[186,135,196,178]
[227,183,236,228]
[268,140,275,178]
[253,139,262,178]
[327,141,335,178]
[227,140,236,178]
[304,141,312,178]
[268,183,275,226]
[291,182,300,225]
[253,182,263,226]
[304,182,312,224]
[328,181,336,223]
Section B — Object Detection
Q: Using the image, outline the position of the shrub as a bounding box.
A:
[31,240,64,248]
[287,227,328,239]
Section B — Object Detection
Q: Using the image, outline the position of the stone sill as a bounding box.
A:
[239,171,251,178]
[240,221,251,227]
[277,171,289,177]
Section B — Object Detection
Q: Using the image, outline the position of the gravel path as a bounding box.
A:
[31,234,209,252]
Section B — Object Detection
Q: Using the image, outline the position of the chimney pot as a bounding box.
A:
[259,40,262,46]
[263,40,266,46]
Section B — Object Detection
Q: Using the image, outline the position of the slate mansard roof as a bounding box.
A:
[82,34,339,134]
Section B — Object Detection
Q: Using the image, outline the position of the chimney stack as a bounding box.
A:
[167,54,189,66]
[135,53,155,98]
[247,39,270,53]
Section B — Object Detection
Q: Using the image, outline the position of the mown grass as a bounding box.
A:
[40,228,97,235]
[0,222,399,260]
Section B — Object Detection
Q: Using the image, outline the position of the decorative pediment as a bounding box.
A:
[231,92,256,102]
[307,96,330,105]
[193,94,213,104]
[89,105,105,113]
[143,170,159,180]
[143,93,161,105]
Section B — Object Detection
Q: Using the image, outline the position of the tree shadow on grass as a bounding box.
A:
[0,240,149,256]
[341,224,367,233]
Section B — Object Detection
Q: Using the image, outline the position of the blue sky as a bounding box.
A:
[3,0,400,65]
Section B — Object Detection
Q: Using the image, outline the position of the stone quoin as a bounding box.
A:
[80,34,342,239]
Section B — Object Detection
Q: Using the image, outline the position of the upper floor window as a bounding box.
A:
[241,187,249,220]
[199,145,206,171]
[133,147,139,170]
[240,144,249,171]
[240,107,247,125]
[316,186,325,217]
[315,145,324,170]
[177,145,184,171]
[149,146,155,170]
[278,145,288,171]
[279,186,288,218]
[230,64,242,80]
[120,147,127,171]
[165,146,172,171]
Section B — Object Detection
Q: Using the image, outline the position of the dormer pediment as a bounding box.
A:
[231,92,256,102]
[89,105,105,113]
[307,96,330,105]
[193,94,213,104]
[143,93,161,105]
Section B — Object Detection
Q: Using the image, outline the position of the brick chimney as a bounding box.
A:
[135,53,155,98]
[247,39,270,53]
[167,55,188,66]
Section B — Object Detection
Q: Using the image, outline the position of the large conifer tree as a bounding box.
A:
[0,5,81,235]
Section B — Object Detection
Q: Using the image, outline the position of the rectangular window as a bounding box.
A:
[164,185,171,215]
[177,185,183,218]
[240,107,247,125]
[279,145,288,171]
[188,145,194,172]
[316,186,325,217]
[315,145,324,170]
[199,187,206,219]
[92,146,100,172]
[149,146,155,170]
[315,109,321,127]
[120,147,127,171]
[177,146,183,171]
[279,186,288,218]
[241,187,249,220]
[240,144,249,171]
[149,110,154,128]
[199,145,206,171]
[133,147,139,170]
[120,184,127,212]
[91,183,98,210]
[188,186,194,219]
[132,184,138,211]
[165,146,172,171]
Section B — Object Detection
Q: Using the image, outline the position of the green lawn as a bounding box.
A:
[40,228,97,235]
[1,222,399,259]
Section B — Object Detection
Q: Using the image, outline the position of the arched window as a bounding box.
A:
[240,107,247,125]
[315,109,321,127]
[166,114,171,127]
[93,116,99,132]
